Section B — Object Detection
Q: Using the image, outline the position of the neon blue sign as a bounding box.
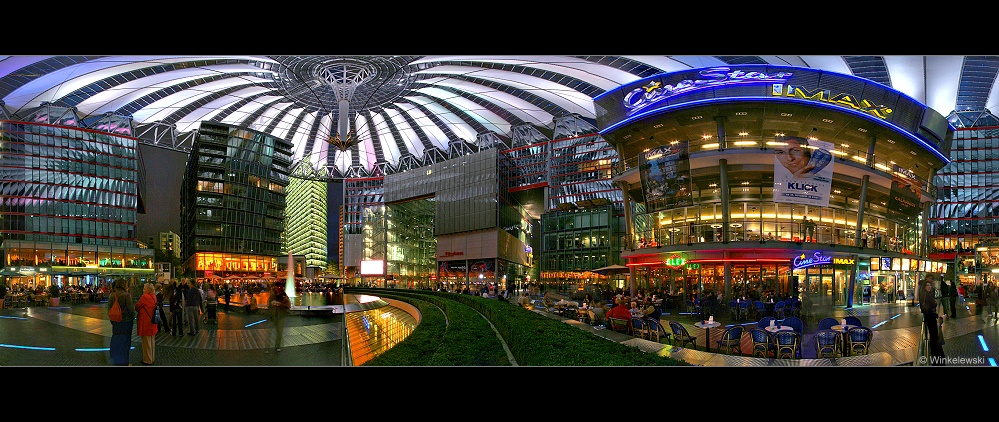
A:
[793,251,833,269]
[623,67,793,116]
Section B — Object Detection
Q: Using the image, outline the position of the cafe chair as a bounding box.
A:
[715,325,744,355]
[781,316,804,334]
[773,300,786,319]
[749,327,775,358]
[630,317,650,340]
[757,316,776,329]
[753,301,766,318]
[814,329,843,358]
[846,326,873,356]
[646,318,671,344]
[729,300,740,320]
[668,320,698,350]
[789,300,802,317]
[773,330,801,359]
[739,300,751,320]
[844,316,863,327]
[607,317,633,336]
[817,317,840,331]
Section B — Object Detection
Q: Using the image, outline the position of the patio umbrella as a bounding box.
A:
[591,264,630,275]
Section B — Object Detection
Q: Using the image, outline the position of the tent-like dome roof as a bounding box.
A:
[2,55,996,179]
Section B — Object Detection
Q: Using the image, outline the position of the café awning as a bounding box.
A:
[591,264,630,275]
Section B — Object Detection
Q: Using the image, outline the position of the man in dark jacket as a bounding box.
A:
[183,280,203,335]
[169,281,185,336]
[941,278,957,318]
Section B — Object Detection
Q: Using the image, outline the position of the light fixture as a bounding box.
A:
[730,223,742,228]
[710,224,723,228]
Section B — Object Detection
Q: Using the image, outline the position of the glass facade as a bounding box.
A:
[0,120,141,246]
[284,177,328,270]
[180,122,292,277]
[927,126,999,287]
[0,116,154,288]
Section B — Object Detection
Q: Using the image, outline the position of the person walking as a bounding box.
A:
[107,279,135,366]
[136,282,159,365]
[169,281,185,336]
[919,274,945,365]
[183,279,203,335]
[268,282,291,352]
[941,278,958,318]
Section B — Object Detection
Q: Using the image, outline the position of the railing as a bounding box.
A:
[612,140,937,198]
[630,222,916,252]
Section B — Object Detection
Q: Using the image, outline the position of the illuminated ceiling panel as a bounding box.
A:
[0,55,993,181]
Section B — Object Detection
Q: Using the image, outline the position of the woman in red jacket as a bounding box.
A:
[136,282,159,365]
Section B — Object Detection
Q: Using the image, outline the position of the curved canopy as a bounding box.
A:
[2,55,996,179]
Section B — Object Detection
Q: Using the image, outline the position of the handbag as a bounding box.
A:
[108,294,123,322]
[151,306,162,325]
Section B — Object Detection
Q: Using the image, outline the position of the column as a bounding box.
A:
[719,159,730,242]
[854,175,869,247]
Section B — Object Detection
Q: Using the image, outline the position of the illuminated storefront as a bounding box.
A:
[596,65,953,306]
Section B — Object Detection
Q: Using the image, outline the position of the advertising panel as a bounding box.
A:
[888,164,924,223]
[639,141,693,212]
[772,136,834,207]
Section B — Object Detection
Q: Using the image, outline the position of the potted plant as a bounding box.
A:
[48,283,61,306]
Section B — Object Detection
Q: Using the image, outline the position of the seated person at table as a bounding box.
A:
[606,297,633,321]
[629,301,643,317]
[588,300,607,325]
[642,297,661,321]
[518,295,531,309]
[542,292,554,309]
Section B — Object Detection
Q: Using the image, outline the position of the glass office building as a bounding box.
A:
[180,122,293,279]
[0,110,154,288]
[285,177,328,271]
[928,126,999,288]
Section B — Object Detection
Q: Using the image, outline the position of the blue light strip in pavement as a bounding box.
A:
[245,320,266,327]
[0,315,28,320]
[0,344,56,351]
[978,334,989,352]
[989,358,996,366]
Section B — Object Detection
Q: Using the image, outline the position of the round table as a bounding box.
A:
[764,325,793,333]
[693,320,721,352]
[830,324,857,355]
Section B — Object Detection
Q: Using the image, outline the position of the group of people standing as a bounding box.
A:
[107,279,292,365]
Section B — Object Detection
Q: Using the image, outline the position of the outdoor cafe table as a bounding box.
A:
[693,320,721,352]
[830,324,857,355]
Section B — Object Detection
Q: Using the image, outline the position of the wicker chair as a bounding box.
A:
[844,316,863,327]
[781,316,804,334]
[607,317,633,336]
[646,318,671,344]
[814,329,843,358]
[668,320,698,350]
[773,330,801,359]
[630,317,650,340]
[846,326,873,355]
[748,327,775,358]
[817,317,840,331]
[715,325,744,355]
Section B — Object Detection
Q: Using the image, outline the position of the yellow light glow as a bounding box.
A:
[702,143,719,149]
[733,141,757,146]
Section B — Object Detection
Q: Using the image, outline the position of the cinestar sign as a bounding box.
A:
[793,251,833,269]
[623,67,792,116]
